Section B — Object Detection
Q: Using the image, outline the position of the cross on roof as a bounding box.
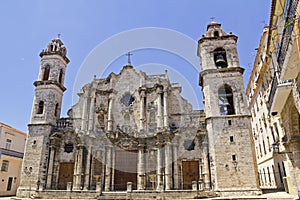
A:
[210,17,215,22]
[125,52,133,64]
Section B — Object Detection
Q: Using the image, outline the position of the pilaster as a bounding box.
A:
[137,144,146,190]
[46,146,56,189]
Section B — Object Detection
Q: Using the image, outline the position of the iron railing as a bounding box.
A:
[56,118,73,130]
[277,0,299,70]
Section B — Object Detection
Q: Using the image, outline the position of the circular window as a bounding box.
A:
[120,93,135,107]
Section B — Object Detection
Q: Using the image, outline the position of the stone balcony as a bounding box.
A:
[268,78,293,116]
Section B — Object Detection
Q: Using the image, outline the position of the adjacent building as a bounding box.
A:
[246,0,300,197]
[0,122,26,196]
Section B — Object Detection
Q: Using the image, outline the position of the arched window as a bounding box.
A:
[43,65,50,81]
[214,31,219,37]
[37,101,44,114]
[218,85,235,115]
[214,48,228,68]
[58,69,63,84]
[54,103,59,117]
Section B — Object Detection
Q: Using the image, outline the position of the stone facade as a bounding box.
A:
[198,22,260,196]
[18,22,261,199]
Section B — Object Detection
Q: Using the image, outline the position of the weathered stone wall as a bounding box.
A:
[206,116,259,193]
[198,22,260,196]
[18,38,69,198]
[17,125,52,197]
[31,85,63,125]
[280,92,300,195]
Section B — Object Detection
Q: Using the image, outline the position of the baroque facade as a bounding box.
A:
[18,22,260,199]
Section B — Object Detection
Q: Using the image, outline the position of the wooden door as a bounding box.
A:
[182,161,199,189]
[114,150,137,190]
[58,163,74,190]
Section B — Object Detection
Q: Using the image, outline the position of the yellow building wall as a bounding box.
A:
[0,123,26,196]
[0,156,23,196]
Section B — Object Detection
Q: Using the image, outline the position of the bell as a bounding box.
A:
[215,54,227,67]
[223,98,230,106]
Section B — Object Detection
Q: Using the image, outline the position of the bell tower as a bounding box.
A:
[198,22,260,196]
[30,37,69,125]
[18,37,69,197]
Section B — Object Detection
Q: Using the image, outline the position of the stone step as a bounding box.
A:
[98,192,128,200]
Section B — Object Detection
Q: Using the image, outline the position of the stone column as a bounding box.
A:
[139,91,146,131]
[137,144,145,190]
[88,94,96,133]
[107,98,113,131]
[46,146,55,189]
[173,143,179,189]
[163,90,169,129]
[81,95,88,131]
[156,146,164,190]
[74,145,84,190]
[165,143,172,190]
[84,146,92,190]
[199,161,204,190]
[203,152,211,190]
[111,149,115,191]
[157,88,163,130]
[104,146,112,191]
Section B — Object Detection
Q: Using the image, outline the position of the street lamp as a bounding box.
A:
[272,143,292,154]
[272,142,293,163]
[272,143,280,154]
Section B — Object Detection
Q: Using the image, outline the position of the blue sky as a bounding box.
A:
[0,1,271,132]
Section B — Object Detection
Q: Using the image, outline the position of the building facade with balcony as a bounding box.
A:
[0,122,26,196]
[247,0,300,197]
[246,27,288,193]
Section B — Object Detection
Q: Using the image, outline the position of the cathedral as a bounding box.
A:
[18,22,261,199]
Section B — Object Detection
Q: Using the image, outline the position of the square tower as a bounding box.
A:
[17,37,69,198]
[198,22,260,196]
